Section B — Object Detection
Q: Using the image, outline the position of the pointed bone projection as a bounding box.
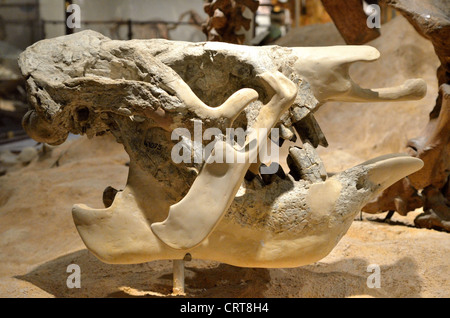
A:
[19,31,425,267]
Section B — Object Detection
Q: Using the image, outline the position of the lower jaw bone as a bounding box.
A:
[72,154,423,268]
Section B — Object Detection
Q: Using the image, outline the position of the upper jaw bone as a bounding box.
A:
[291,46,427,103]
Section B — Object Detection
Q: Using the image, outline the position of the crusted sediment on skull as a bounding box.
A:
[334,165,374,218]
[20,32,184,140]
[111,118,196,201]
[144,39,318,129]
[226,177,311,235]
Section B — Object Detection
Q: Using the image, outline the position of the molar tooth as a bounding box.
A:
[293,113,328,148]
[290,105,309,122]
[288,143,327,183]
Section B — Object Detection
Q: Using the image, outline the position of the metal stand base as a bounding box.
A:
[172,259,185,295]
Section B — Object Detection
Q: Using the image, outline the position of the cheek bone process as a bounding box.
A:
[19,30,426,294]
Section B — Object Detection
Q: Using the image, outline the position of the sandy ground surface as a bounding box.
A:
[0,16,449,298]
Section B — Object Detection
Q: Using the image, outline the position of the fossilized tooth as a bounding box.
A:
[18,31,426,267]
[18,31,428,145]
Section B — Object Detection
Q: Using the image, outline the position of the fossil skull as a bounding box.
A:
[19,31,425,267]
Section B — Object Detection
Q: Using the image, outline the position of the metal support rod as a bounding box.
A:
[295,0,300,28]
[127,19,133,40]
[172,259,185,295]
[65,0,74,35]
